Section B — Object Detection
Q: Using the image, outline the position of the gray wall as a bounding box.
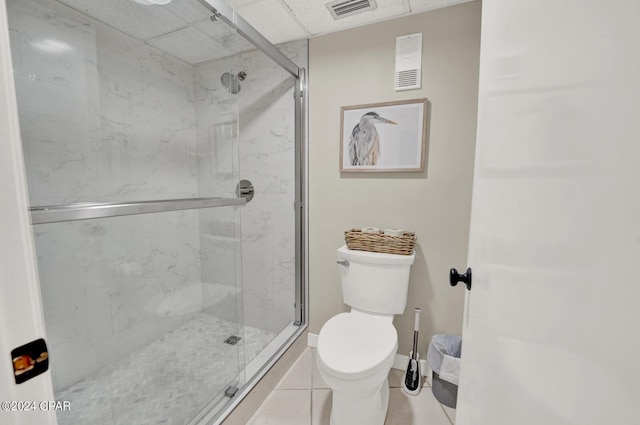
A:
[308,1,481,355]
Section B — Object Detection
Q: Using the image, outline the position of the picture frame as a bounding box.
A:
[340,98,428,172]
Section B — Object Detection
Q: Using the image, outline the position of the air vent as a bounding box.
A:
[326,0,378,20]
[395,33,422,91]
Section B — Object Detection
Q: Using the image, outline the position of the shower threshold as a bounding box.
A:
[191,322,305,425]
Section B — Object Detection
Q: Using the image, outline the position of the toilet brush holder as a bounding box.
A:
[402,307,422,395]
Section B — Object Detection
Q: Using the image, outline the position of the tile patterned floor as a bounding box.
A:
[247,347,456,425]
[55,314,275,425]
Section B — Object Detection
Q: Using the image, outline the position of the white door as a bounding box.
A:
[457,1,640,424]
[0,0,57,423]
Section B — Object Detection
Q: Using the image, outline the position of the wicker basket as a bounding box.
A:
[344,228,416,255]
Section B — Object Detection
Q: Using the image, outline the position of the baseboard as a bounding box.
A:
[307,332,318,347]
[307,332,430,378]
[393,353,430,378]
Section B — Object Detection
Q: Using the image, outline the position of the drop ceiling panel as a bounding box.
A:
[409,0,474,13]
[148,26,230,63]
[235,0,310,44]
[226,0,265,9]
[163,0,213,23]
[282,0,410,36]
[57,0,186,41]
[54,0,477,63]
[192,19,255,54]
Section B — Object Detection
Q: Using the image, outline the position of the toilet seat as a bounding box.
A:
[317,313,397,381]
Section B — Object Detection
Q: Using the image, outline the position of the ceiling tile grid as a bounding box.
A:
[192,19,255,53]
[163,0,213,23]
[148,26,229,64]
[58,0,186,41]
[409,0,474,14]
[55,0,478,64]
[278,0,410,36]
[235,0,310,44]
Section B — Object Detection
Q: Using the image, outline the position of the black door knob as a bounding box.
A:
[450,267,472,290]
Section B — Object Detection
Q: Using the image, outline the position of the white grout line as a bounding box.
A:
[439,402,456,425]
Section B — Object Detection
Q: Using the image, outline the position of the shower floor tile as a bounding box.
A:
[55,314,275,425]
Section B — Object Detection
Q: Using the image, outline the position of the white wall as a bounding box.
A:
[308,1,481,354]
[458,1,640,423]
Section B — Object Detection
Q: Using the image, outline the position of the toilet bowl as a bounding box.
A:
[316,246,415,425]
[317,311,398,425]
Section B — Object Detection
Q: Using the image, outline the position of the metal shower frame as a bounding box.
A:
[194,2,308,423]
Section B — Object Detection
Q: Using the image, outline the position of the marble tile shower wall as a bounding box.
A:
[194,40,307,333]
[8,0,305,392]
[9,0,204,391]
[10,0,200,206]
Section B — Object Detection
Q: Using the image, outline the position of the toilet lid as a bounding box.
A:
[317,313,397,380]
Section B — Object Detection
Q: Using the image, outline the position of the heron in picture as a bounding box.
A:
[349,112,397,166]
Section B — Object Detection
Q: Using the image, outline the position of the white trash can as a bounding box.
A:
[426,334,462,408]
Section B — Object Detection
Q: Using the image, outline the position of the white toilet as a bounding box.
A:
[316,245,416,425]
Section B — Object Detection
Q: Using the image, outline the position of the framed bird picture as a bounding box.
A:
[340,98,428,172]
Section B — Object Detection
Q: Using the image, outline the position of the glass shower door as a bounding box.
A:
[6,0,250,423]
[31,208,244,425]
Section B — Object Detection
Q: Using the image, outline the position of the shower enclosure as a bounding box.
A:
[5,0,306,423]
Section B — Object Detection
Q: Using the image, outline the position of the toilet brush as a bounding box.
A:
[402,307,422,395]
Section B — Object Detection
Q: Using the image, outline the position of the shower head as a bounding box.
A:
[221,71,246,94]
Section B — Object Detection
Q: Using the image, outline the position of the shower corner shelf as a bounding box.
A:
[29,197,247,225]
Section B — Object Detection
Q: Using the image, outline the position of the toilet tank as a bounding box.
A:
[337,245,415,315]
